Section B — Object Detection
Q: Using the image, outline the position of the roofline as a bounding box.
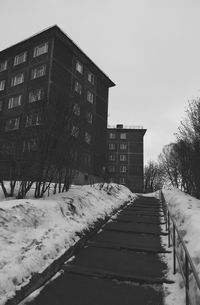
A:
[107,127,147,135]
[0,25,115,87]
[107,127,147,131]
[0,24,56,54]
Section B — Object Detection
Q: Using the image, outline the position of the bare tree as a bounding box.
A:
[176,98,200,198]
[156,98,200,198]
[144,160,165,192]
[158,143,181,188]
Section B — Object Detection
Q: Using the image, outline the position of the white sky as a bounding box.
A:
[1,0,200,163]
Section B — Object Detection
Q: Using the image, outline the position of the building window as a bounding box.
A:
[74,151,78,162]
[5,117,20,131]
[84,153,91,167]
[109,154,115,161]
[85,132,91,144]
[87,90,94,104]
[74,81,82,95]
[109,132,116,139]
[11,73,24,87]
[120,143,127,150]
[88,71,95,84]
[109,177,115,183]
[73,103,80,116]
[31,65,46,79]
[29,88,44,103]
[8,95,22,109]
[33,42,48,57]
[71,125,79,138]
[0,80,5,91]
[120,133,127,139]
[14,52,27,66]
[2,142,15,155]
[120,165,127,173]
[120,154,127,161]
[109,143,115,150]
[119,177,126,184]
[86,112,93,124]
[0,100,3,111]
[25,113,41,127]
[0,60,7,72]
[108,165,115,173]
[23,138,37,152]
[76,60,83,74]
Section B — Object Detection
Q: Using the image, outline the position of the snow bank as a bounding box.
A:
[142,191,159,198]
[162,187,200,305]
[0,183,135,305]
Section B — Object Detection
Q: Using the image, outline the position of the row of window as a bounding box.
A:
[5,114,93,135]
[5,119,92,142]
[0,88,44,111]
[2,116,92,139]
[109,177,126,185]
[74,81,94,104]
[1,138,38,154]
[0,42,48,72]
[2,141,93,157]
[75,60,95,85]
[73,152,92,166]
[0,89,93,113]
[109,132,127,140]
[109,143,128,150]
[0,64,46,92]
[108,165,127,173]
[108,154,127,161]
[5,113,41,131]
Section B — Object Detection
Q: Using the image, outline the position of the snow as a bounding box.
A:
[144,190,186,305]
[162,187,200,305]
[161,233,186,305]
[2,183,199,305]
[0,183,135,305]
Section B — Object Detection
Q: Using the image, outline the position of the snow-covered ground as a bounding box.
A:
[2,184,199,305]
[0,183,135,305]
[162,187,200,305]
[143,190,186,305]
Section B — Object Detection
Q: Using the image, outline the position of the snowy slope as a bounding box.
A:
[162,188,200,305]
[0,183,135,305]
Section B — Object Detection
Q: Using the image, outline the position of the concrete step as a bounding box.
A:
[64,246,170,284]
[120,211,165,218]
[87,240,171,254]
[28,271,165,305]
[104,220,167,235]
[115,214,166,224]
[90,230,169,253]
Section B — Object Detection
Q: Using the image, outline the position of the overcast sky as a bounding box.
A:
[1,0,200,163]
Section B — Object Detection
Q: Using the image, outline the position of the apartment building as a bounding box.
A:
[0,25,115,183]
[107,124,146,192]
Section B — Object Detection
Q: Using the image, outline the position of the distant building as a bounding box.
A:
[0,25,115,183]
[107,124,146,192]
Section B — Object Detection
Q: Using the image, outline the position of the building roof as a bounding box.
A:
[108,124,144,130]
[0,25,115,87]
[108,124,146,133]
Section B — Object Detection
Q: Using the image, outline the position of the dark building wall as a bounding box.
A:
[0,25,115,182]
[0,39,52,158]
[107,126,146,193]
[52,35,110,177]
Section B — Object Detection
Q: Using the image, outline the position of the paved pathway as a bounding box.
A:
[26,196,172,305]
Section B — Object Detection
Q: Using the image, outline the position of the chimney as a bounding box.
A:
[116,124,123,129]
